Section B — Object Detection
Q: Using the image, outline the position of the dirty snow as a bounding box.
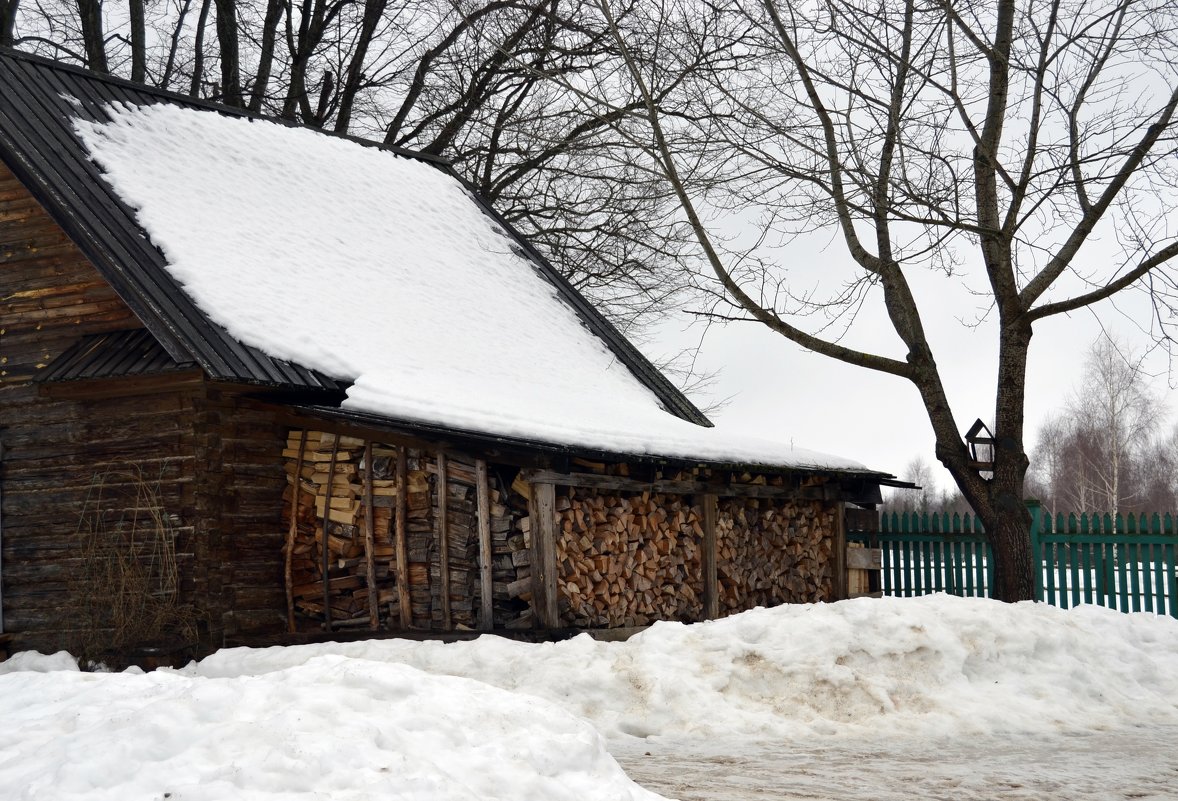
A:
[71,103,863,472]
[5,596,1178,799]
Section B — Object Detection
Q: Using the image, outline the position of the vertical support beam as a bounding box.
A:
[702,493,719,620]
[833,501,847,601]
[284,428,307,633]
[394,446,412,628]
[0,439,5,634]
[321,436,340,632]
[528,481,560,629]
[436,451,452,629]
[475,458,494,630]
[362,440,379,630]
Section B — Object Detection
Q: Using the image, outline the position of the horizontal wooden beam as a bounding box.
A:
[518,469,844,500]
[846,547,882,571]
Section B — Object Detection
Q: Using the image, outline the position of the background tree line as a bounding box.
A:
[886,335,1177,517]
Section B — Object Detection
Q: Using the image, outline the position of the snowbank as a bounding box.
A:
[7,597,1178,799]
[72,103,863,472]
[0,656,662,801]
[0,650,79,674]
[189,595,1178,740]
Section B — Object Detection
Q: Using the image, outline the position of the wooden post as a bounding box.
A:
[436,451,452,629]
[833,500,847,601]
[528,481,560,629]
[475,458,494,630]
[702,493,719,620]
[284,429,307,633]
[321,437,340,632]
[362,440,379,630]
[394,446,412,628]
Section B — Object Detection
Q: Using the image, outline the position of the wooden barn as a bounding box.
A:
[0,49,892,660]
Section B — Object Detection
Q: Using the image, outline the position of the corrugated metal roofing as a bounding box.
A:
[36,328,194,382]
[0,47,710,426]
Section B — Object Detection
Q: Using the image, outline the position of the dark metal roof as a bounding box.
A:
[36,328,193,382]
[0,47,710,426]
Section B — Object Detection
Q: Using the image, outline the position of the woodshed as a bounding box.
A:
[0,48,893,659]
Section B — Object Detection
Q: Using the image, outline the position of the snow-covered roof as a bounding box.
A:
[64,100,871,471]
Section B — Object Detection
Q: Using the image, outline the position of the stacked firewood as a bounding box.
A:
[716,498,834,612]
[283,431,410,626]
[552,488,704,627]
[490,479,535,629]
[283,430,524,630]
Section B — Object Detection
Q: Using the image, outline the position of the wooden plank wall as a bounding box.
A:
[0,165,293,653]
[199,387,290,643]
[0,164,188,651]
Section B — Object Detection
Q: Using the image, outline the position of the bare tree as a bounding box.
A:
[884,456,938,515]
[586,0,1178,600]
[1066,336,1162,518]
[1032,335,1166,516]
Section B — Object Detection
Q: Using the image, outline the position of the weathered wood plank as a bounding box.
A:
[475,458,494,630]
[284,429,307,632]
[528,482,559,629]
[362,440,379,631]
[395,447,412,627]
[436,452,452,630]
[519,469,843,500]
[702,493,719,620]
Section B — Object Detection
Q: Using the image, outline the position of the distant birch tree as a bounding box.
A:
[583,0,1178,600]
[1031,335,1166,516]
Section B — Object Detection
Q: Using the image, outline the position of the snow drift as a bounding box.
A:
[188,595,1178,740]
[5,596,1178,799]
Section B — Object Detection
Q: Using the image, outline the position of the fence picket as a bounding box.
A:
[844,504,1178,614]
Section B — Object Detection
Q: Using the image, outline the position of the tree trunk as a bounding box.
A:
[247,0,284,112]
[0,0,18,48]
[984,321,1035,601]
[332,0,386,134]
[214,0,243,106]
[129,0,146,82]
[984,475,1031,600]
[189,0,213,97]
[76,0,108,73]
[161,0,192,90]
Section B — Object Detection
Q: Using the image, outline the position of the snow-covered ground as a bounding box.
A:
[4,595,1178,799]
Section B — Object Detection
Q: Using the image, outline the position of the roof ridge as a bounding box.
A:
[0,46,449,166]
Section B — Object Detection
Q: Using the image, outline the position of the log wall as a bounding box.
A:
[1,163,162,652]
[0,165,292,654]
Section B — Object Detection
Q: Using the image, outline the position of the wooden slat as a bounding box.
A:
[321,438,340,632]
[702,493,718,620]
[436,452,452,630]
[845,546,881,570]
[833,501,847,600]
[394,447,412,627]
[518,469,844,500]
[362,440,379,631]
[284,429,307,632]
[475,458,493,631]
[528,482,559,629]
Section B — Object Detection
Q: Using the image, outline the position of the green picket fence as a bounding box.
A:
[846,503,1178,616]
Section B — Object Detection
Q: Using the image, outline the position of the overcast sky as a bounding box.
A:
[649,245,1177,494]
